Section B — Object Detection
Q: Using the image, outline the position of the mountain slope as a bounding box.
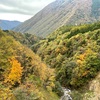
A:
[0,30,59,100]
[4,30,41,47]
[0,19,21,30]
[33,22,100,88]
[14,0,100,37]
[32,22,100,99]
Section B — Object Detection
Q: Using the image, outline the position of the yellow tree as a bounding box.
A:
[5,57,23,86]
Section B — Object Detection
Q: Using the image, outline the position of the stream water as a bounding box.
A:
[60,87,72,100]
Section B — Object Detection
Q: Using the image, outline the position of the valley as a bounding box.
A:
[0,21,100,100]
[0,0,100,100]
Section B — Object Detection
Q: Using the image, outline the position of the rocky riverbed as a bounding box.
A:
[60,87,72,100]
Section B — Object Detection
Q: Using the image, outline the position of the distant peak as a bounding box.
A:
[56,0,72,2]
[56,0,65,2]
[56,0,73,4]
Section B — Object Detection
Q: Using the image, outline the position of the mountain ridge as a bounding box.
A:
[13,0,100,37]
[0,19,21,30]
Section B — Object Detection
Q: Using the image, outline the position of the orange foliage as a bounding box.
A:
[77,49,93,65]
[5,58,23,85]
[55,46,67,54]
[79,53,86,61]
[55,48,61,53]
[82,71,90,77]
[77,60,83,65]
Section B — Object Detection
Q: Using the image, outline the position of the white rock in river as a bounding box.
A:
[60,87,72,100]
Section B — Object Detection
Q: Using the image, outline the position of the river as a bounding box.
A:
[60,87,72,100]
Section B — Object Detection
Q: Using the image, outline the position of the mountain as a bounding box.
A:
[14,0,100,37]
[0,19,21,30]
[0,22,100,99]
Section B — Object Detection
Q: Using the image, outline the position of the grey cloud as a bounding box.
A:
[0,7,37,15]
[0,0,55,15]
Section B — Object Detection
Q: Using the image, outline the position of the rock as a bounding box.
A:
[89,73,100,100]
[60,87,72,100]
[83,72,100,100]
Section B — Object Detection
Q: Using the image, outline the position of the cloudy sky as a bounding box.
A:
[0,0,55,22]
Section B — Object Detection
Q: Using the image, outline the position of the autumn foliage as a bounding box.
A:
[0,30,59,100]
[33,22,100,88]
[4,57,23,86]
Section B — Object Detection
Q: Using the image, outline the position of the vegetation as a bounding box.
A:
[33,22,100,88]
[0,30,59,100]
[0,22,100,100]
[3,30,41,47]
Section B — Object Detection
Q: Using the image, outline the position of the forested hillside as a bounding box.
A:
[4,30,41,47]
[0,30,59,100]
[0,22,100,100]
[32,22,100,99]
